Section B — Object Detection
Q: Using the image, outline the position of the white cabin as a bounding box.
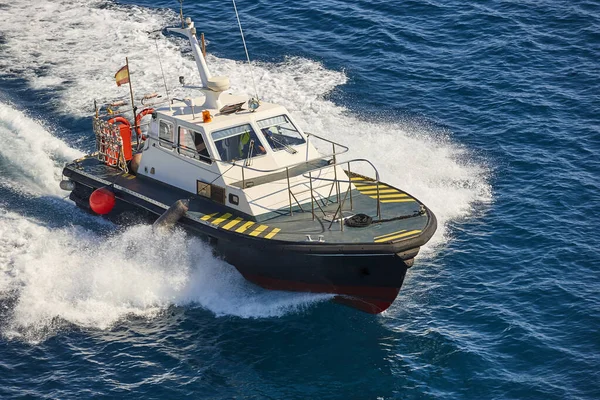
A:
[137,95,349,219]
[135,18,351,220]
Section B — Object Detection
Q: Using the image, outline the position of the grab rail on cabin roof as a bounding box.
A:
[142,130,350,179]
[129,124,370,222]
[192,131,361,222]
[232,132,350,195]
[225,131,349,176]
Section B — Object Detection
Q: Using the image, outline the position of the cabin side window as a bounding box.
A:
[211,124,266,162]
[159,120,174,149]
[257,115,305,152]
[178,127,212,164]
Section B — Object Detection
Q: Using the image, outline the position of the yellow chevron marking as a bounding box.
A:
[264,228,281,239]
[212,213,232,225]
[380,199,416,203]
[200,212,218,221]
[374,229,421,243]
[374,229,406,241]
[375,194,410,199]
[222,217,243,230]
[249,225,269,237]
[235,221,255,233]
[359,189,399,195]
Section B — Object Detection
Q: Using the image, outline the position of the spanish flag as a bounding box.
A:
[114,65,129,87]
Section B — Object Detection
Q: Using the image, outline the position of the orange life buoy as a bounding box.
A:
[135,108,154,139]
[107,116,131,127]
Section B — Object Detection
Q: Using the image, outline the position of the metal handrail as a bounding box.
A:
[139,128,349,182]
[301,158,382,221]
[301,158,381,183]
[95,99,170,118]
[142,129,381,223]
[120,118,374,222]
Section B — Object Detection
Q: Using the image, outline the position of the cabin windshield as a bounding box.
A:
[212,123,266,162]
[257,115,305,152]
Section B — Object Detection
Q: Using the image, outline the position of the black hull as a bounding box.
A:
[65,169,436,314]
[220,242,410,314]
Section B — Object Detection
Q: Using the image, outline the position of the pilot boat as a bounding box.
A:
[60,13,437,314]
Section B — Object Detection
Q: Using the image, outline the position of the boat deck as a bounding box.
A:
[65,156,434,246]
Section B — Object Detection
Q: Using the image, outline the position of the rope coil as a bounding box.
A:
[344,206,426,228]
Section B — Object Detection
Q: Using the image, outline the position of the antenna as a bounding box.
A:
[179,0,184,28]
[154,38,170,104]
[232,0,259,100]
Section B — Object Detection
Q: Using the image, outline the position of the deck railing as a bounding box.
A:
[301,158,382,231]
[92,117,129,173]
[206,132,384,228]
[146,129,380,227]
[226,132,350,187]
[94,113,381,228]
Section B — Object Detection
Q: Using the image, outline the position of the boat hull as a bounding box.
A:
[65,168,431,314]
[216,239,410,313]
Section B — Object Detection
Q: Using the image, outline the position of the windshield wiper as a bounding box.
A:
[245,139,255,166]
[269,134,297,154]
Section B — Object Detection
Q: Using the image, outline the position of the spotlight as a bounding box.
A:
[248,98,260,112]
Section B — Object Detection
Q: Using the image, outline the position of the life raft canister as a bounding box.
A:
[107,116,133,161]
[135,108,155,140]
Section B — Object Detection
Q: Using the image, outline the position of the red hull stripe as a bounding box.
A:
[242,274,400,314]
[333,296,393,314]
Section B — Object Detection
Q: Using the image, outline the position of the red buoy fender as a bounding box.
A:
[135,108,154,139]
[89,187,116,215]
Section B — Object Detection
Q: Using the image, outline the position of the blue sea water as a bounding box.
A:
[0,0,599,398]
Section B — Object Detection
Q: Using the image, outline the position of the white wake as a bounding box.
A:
[0,211,327,342]
[0,0,491,338]
[0,100,328,341]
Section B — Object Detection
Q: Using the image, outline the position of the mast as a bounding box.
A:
[168,19,230,110]
[125,57,139,148]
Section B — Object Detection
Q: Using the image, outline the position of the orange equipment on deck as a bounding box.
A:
[107,116,133,161]
[135,108,155,140]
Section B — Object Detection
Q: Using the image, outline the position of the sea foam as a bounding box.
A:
[0,0,490,338]
[0,210,328,342]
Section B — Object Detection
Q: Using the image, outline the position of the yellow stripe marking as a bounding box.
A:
[355,185,390,190]
[200,212,218,221]
[359,189,399,195]
[380,199,416,203]
[235,221,255,233]
[375,194,410,199]
[374,230,421,243]
[264,228,281,239]
[212,213,232,225]
[222,217,243,230]
[249,225,269,237]
[374,229,406,240]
